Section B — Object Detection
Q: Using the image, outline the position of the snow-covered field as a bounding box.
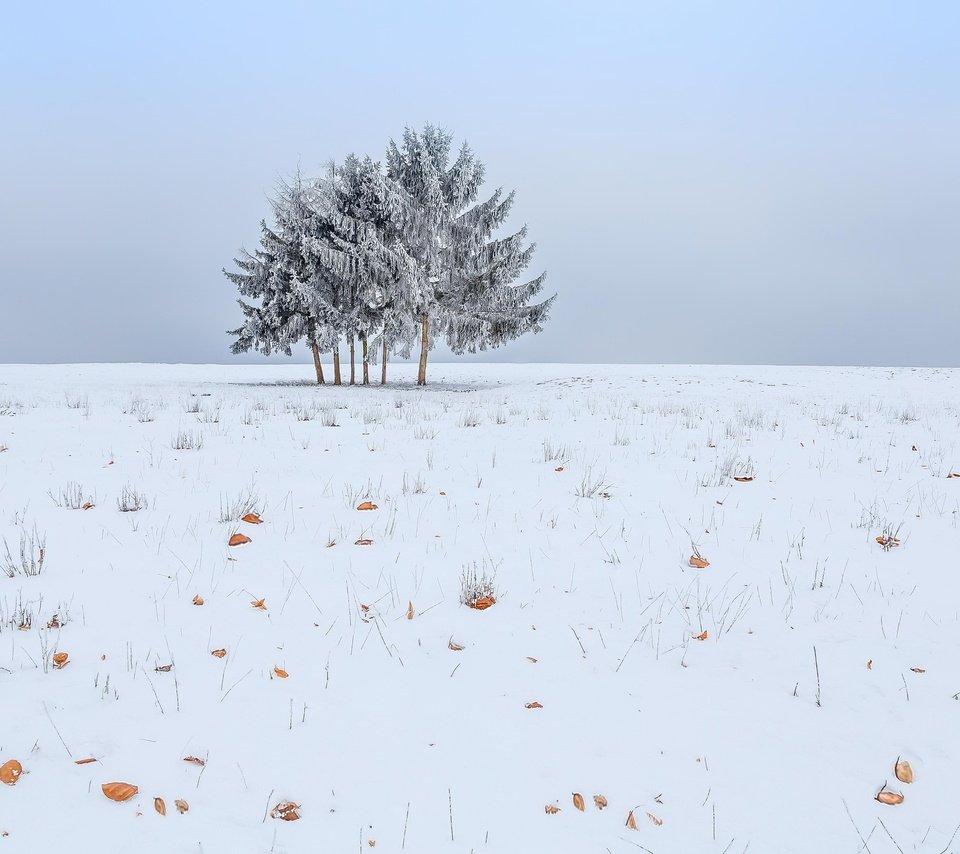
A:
[2,363,959,853]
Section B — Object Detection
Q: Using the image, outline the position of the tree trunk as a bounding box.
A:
[333,346,342,385]
[381,341,388,385]
[349,337,356,385]
[417,313,429,386]
[362,339,369,385]
[311,342,324,385]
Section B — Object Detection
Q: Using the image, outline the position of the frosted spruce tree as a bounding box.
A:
[385,125,553,384]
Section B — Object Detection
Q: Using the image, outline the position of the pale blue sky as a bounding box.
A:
[1,1,958,366]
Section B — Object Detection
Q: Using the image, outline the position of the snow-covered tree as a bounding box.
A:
[226,126,553,385]
[385,125,553,384]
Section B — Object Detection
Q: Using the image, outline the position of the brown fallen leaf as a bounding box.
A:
[271,801,301,821]
[154,797,167,816]
[406,601,415,620]
[74,757,97,765]
[572,793,585,812]
[694,630,708,641]
[102,782,139,802]
[211,648,227,659]
[81,502,95,510]
[47,615,61,628]
[910,667,926,673]
[867,659,873,669]
[527,656,538,663]
[192,595,204,606]
[354,538,374,546]
[525,701,543,709]
[183,756,205,767]
[554,466,564,472]
[53,651,69,669]
[174,798,189,814]
[241,513,263,524]
[470,596,495,610]
[733,475,754,483]
[688,555,710,569]
[155,664,173,673]
[625,810,638,830]
[895,758,914,784]
[228,533,251,546]
[356,501,378,511]
[251,598,267,610]
[0,760,23,786]
[274,666,289,679]
[647,812,663,826]
[593,794,608,810]
[544,804,561,814]
[876,790,904,805]
[448,640,465,651]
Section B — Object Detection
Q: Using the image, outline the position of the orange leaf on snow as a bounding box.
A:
[183,756,205,767]
[154,797,167,816]
[0,760,23,786]
[74,757,97,765]
[211,648,227,658]
[572,793,585,812]
[174,798,189,814]
[271,801,301,821]
[192,595,204,606]
[406,601,415,620]
[525,701,543,709]
[448,640,465,651]
[102,782,139,802]
[241,513,263,524]
[544,804,561,814]
[625,810,638,830]
[876,790,904,805]
[694,631,708,641]
[251,598,267,610]
[81,502,95,510]
[470,596,496,611]
[593,794,608,810]
[647,812,664,826]
[53,652,69,669]
[274,666,289,679]
[733,476,754,483]
[356,501,378,511]
[895,759,914,784]
[689,555,710,569]
[228,533,251,546]
[354,538,374,546]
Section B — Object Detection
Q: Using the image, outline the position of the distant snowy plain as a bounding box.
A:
[1,363,959,853]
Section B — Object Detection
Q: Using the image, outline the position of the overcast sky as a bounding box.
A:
[2,1,958,367]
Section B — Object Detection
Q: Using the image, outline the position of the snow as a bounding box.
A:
[1,362,959,853]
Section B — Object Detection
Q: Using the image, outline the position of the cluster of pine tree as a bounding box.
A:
[224,125,554,385]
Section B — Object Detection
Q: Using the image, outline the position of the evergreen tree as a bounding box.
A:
[385,124,553,384]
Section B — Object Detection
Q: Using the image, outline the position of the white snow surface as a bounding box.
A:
[1,362,959,853]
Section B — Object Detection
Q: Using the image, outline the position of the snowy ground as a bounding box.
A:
[1,362,959,853]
